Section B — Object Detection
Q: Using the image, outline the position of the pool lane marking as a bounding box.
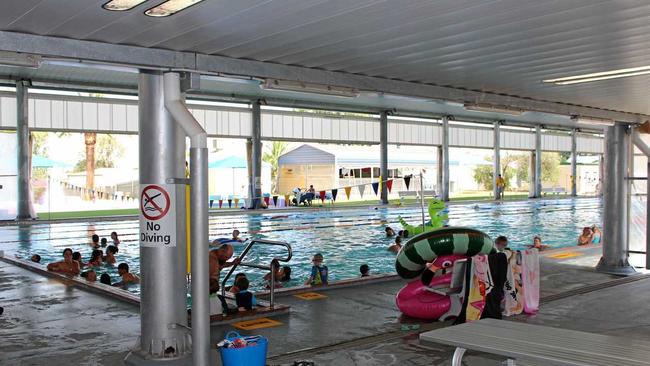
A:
[548,251,582,259]
[232,317,283,330]
[294,292,328,300]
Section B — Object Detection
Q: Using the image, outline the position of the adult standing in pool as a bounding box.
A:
[496,174,505,200]
[47,248,80,276]
[209,243,241,287]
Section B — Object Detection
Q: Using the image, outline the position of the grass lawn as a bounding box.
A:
[37,208,139,220]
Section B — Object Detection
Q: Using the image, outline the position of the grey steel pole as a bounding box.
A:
[190,146,209,366]
[534,125,542,198]
[493,121,501,200]
[529,151,535,198]
[437,146,443,198]
[596,124,635,275]
[571,129,578,196]
[441,116,450,201]
[647,161,650,270]
[126,71,189,363]
[379,111,389,204]
[420,171,426,227]
[250,101,262,209]
[16,80,33,220]
[246,138,253,207]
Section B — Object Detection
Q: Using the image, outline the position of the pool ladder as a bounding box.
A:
[221,238,292,309]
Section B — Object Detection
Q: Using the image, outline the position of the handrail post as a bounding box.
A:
[270,260,275,309]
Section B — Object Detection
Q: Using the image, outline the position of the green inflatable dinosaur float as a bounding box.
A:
[398,199,448,236]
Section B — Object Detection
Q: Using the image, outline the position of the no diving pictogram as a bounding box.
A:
[141,185,170,221]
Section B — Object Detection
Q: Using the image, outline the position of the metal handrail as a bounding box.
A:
[220,238,292,309]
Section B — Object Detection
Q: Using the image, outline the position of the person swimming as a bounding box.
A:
[100,237,108,247]
[528,236,549,251]
[105,245,118,265]
[113,263,139,287]
[578,227,593,246]
[591,225,602,244]
[81,269,97,282]
[385,227,396,237]
[110,231,120,245]
[91,234,100,248]
[47,248,80,276]
[387,236,402,254]
[30,254,41,263]
[360,264,370,277]
[87,249,103,267]
[99,273,112,286]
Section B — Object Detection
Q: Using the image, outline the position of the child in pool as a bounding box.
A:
[528,236,549,251]
[388,236,402,254]
[305,253,328,286]
[360,264,370,277]
[110,231,120,245]
[105,245,118,265]
[591,225,602,244]
[234,276,257,311]
[578,227,593,246]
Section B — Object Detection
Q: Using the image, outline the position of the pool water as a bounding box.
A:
[0,198,616,295]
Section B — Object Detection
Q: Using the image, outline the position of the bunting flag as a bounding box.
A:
[387,179,393,193]
[404,175,412,190]
[228,199,232,208]
[264,196,270,206]
[344,186,351,199]
[372,182,379,195]
[319,190,326,202]
[331,189,338,202]
[272,195,278,206]
[284,194,290,206]
[209,200,214,208]
[234,198,240,208]
[218,199,223,209]
[358,184,366,198]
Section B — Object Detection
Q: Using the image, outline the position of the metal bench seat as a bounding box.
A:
[420,318,650,366]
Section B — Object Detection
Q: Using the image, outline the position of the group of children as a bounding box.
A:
[43,232,139,288]
[385,226,409,254]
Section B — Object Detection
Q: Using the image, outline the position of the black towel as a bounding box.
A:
[481,252,508,320]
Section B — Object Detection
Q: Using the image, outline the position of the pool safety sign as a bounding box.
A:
[140,184,176,247]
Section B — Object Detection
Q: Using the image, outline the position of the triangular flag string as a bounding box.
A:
[387,179,393,193]
[331,189,338,202]
[319,190,326,202]
[272,195,278,206]
[371,182,379,195]
[344,186,351,199]
[358,184,365,198]
[404,175,412,190]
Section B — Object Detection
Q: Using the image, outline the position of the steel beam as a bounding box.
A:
[16,80,34,219]
[441,116,450,201]
[125,71,190,365]
[534,125,543,198]
[249,100,262,209]
[596,124,635,275]
[571,129,578,196]
[379,111,388,205]
[493,122,501,200]
[0,31,646,123]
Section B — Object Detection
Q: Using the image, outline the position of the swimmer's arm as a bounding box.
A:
[304,277,313,285]
[222,258,242,268]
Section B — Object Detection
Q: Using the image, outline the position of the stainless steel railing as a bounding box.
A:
[220,239,292,309]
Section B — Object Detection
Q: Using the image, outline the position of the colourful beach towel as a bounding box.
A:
[521,249,540,314]
[502,250,523,316]
[465,254,493,321]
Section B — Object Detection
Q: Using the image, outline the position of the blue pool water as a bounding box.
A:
[0,198,624,295]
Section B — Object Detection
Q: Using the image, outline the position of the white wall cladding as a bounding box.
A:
[542,131,572,152]
[0,93,604,153]
[576,134,605,154]
[261,110,379,143]
[449,125,493,148]
[500,129,535,150]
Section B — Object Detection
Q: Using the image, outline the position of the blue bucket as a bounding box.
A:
[219,331,268,366]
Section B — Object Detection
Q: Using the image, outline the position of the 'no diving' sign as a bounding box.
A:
[140,184,176,247]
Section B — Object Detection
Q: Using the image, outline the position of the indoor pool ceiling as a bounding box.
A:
[2,0,650,117]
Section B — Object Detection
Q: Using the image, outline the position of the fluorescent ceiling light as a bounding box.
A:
[464,103,524,116]
[102,0,148,11]
[570,115,615,126]
[0,51,41,68]
[544,66,650,85]
[261,79,360,98]
[145,0,205,17]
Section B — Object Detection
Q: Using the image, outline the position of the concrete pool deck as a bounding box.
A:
[1,243,647,366]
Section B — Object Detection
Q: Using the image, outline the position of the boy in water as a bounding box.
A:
[47,248,80,276]
[100,238,108,247]
[305,253,328,286]
[360,264,370,277]
[388,236,402,254]
[91,234,100,248]
[116,263,139,285]
[234,276,257,311]
[232,229,243,242]
[105,245,118,265]
[30,254,41,263]
[385,227,396,237]
[495,236,509,251]
[81,269,97,282]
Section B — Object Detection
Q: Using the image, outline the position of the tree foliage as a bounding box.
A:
[262,141,288,194]
[472,152,561,190]
[73,134,124,172]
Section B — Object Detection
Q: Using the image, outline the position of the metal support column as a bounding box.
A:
[249,100,262,209]
[16,80,34,220]
[571,129,578,196]
[125,71,190,365]
[493,121,501,200]
[379,111,389,204]
[647,161,650,270]
[441,116,450,201]
[534,125,542,198]
[437,146,443,199]
[246,138,253,207]
[528,151,535,198]
[596,124,635,275]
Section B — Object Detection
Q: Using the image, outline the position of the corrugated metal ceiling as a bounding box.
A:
[2,0,650,113]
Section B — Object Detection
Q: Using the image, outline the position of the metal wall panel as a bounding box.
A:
[449,125,493,148]
[0,96,17,128]
[576,134,604,154]
[500,130,535,150]
[542,132,572,152]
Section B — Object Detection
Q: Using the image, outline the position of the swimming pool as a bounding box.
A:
[0,197,633,296]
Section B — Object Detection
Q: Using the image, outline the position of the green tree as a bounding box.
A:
[262,141,288,194]
[473,164,493,190]
[30,131,50,180]
[74,133,125,172]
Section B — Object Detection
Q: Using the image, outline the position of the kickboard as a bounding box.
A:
[293,292,328,300]
[232,317,283,330]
